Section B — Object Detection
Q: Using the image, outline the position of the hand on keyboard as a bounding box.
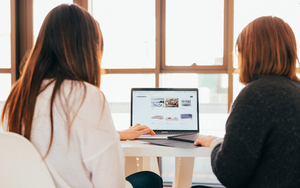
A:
[118,124,156,140]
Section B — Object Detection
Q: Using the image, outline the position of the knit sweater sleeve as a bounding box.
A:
[211,81,275,188]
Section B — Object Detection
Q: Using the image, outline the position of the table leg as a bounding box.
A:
[140,157,160,176]
[172,157,195,188]
[125,157,138,177]
[125,157,160,177]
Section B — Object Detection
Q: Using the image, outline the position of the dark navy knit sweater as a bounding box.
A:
[211,75,300,188]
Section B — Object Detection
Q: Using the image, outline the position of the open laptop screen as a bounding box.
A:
[131,88,199,133]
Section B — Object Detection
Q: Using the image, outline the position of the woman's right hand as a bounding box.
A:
[118,123,155,140]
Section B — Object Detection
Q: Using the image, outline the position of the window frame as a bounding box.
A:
[5,0,300,110]
[9,0,300,185]
[96,0,234,112]
[0,0,33,87]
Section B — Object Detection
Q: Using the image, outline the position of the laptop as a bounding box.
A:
[131,88,199,139]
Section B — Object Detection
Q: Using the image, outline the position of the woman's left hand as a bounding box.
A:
[194,135,218,147]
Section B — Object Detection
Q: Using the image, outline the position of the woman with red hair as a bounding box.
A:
[194,16,300,188]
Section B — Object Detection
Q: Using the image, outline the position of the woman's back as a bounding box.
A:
[245,75,300,187]
[211,75,300,188]
[30,80,125,188]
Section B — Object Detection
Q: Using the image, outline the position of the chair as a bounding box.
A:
[0,132,56,188]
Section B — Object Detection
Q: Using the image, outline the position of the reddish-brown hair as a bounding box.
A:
[1,4,103,156]
[236,16,300,84]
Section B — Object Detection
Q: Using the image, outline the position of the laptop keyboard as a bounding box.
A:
[155,132,187,135]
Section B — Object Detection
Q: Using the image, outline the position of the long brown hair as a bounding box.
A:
[1,4,104,155]
[236,16,300,84]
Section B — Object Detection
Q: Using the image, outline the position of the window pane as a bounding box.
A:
[234,0,300,68]
[0,74,11,101]
[33,0,73,41]
[93,0,155,68]
[100,74,155,130]
[166,0,224,66]
[161,73,227,135]
[0,1,11,68]
[161,73,227,184]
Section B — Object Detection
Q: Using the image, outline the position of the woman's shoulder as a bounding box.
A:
[61,80,111,128]
[235,75,300,107]
[53,80,107,119]
[62,80,105,102]
[247,75,300,89]
[249,75,300,93]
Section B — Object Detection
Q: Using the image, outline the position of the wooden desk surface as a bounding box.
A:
[121,140,210,157]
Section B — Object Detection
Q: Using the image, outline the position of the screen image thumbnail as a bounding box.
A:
[165,98,179,108]
[180,114,193,120]
[151,98,165,107]
[165,116,178,121]
[181,100,191,106]
[151,115,164,120]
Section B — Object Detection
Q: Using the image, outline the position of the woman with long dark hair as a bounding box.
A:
[1,4,161,188]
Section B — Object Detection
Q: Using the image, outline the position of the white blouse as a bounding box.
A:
[29,80,126,188]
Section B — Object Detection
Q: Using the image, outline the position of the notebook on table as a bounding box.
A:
[131,88,199,139]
